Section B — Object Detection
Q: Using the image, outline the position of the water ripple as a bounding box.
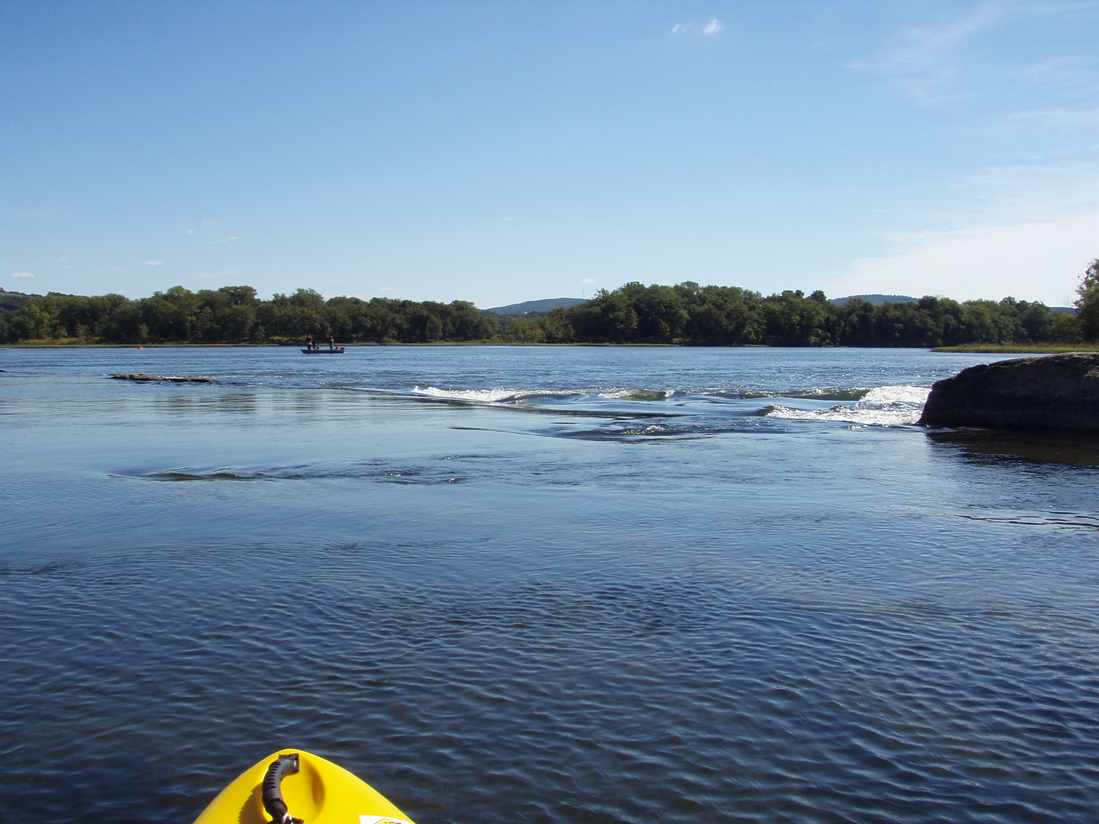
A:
[6,543,1099,820]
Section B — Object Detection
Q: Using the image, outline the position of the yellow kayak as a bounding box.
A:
[193,749,415,824]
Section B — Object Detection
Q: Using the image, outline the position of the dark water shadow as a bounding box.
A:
[112,461,467,485]
[0,559,83,576]
[957,512,1099,531]
[925,429,1099,467]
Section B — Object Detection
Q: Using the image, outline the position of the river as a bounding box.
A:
[2,345,1098,822]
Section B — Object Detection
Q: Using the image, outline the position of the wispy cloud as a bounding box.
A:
[671,17,724,36]
[144,260,164,267]
[211,235,240,244]
[851,1,1098,105]
[830,159,1099,305]
[9,271,35,279]
[1006,105,1099,128]
[1020,60,1099,106]
[849,4,1002,104]
[1024,55,1096,79]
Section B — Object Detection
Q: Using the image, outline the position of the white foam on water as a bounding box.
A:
[412,386,575,404]
[765,384,931,427]
[412,386,678,404]
[861,384,932,405]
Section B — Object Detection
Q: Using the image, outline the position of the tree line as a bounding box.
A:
[1,271,1096,347]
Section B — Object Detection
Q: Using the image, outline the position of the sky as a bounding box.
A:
[2,0,1098,308]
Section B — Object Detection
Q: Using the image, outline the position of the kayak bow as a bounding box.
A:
[193,749,414,824]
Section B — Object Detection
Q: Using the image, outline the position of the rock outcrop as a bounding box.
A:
[919,353,1099,433]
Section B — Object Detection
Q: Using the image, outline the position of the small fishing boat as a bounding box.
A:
[193,750,414,823]
[301,346,345,354]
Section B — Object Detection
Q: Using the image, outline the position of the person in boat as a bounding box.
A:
[306,334,315,351]
[328,336,335,352]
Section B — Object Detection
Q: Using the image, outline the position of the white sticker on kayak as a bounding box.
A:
[360,817,413,824]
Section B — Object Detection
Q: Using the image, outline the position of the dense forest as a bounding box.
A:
[1,270,1096,347]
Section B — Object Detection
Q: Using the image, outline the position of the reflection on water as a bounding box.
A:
[928,429,1099,467]
[152,390,260,416]
[2,346,1099,821]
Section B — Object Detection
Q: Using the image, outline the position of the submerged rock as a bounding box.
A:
[919,353,1099,433]
[110,373,215,384]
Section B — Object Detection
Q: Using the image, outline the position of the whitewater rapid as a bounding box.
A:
[409,383,933,428]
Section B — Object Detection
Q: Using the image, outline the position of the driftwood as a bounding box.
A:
[110,373,216,384]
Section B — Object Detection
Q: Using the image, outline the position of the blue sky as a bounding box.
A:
[3,1,1097,307]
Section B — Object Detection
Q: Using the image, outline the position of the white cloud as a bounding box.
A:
[829,155,1099,306]
[828,210,1098,306]
[211,235,240,244]
[144,260,164,267]
[671,18,723,36]
[581,277,598,285]
[9,271,35,279]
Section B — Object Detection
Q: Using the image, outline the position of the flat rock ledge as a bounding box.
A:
[919,353,1099,433]
[110,373,215,384]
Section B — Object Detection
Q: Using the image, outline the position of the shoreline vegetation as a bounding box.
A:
[5,338,1099,353]
[1,279,1095,349]
[0,339,683,348]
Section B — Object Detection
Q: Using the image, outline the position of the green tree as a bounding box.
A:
[1051,312,1082,342]
[1075,259,1099,341]
[539,308,574,343]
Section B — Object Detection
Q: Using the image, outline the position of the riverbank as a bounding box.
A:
[932,342,1099,354]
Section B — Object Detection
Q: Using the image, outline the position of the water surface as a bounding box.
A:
[2,346,1098,822]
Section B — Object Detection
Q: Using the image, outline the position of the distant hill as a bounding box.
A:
[830,294,919,307]
[485,297,587,316]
